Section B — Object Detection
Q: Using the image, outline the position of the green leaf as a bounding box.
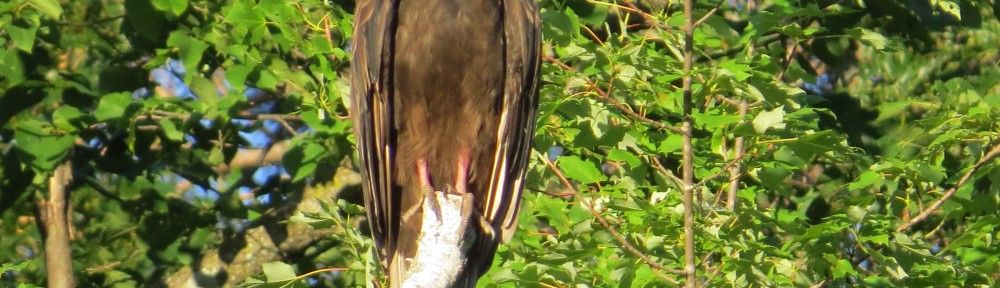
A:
[52,106,85,132]
[94,92,133,122]
[261,261,297,281]
[152,0,188,16]
[28,0,63,18]
[557,156,606,184]
[786,130,843,160]
[225,64,254,90]
[752,106,785,134]
[257,70,278,91]
[847,28,889,51]
[861,234,890,245]
[0,260,32,274]
[288,212,335,229]
[283,138,326,182]
[831,258,856,279]
[124,0,167,41]
[606,148,641,167]
[208,147,224,166]
[14,119,74,171]
[188,76,219,102]
[848,170,883,191]
[159,119,183,141]
[932,0,961,20]
[167,32,209,79]
[7,24,38,52]
[0,50,26,85]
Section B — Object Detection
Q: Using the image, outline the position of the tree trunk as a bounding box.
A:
[45,160,75,288]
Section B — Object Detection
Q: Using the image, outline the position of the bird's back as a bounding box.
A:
[350,0,541,286]
[393,0,504,210]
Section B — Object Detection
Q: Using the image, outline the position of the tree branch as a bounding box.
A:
[45,161,75,288]
[538,153,686,282]
[726,100,748,211]
[897,142,1000,232]
[681,0,698,286]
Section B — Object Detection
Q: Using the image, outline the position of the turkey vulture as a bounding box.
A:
[349,0,541,287]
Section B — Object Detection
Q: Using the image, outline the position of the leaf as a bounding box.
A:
[152,0,188,16]
[167,33,209,80]
[861,234,890,245]
[848,170,884,191]
[225,64,254,90]
[752,106,785,133]
[831,258,856,279]
[208,147,224,166]
[0,260,32,274]
[283,138,327,182]
[94,92,133,122]
[786,130,843,160]
[159,119,184,141]
[261,261,297,281]
[846,28,889,51]
[28,0,63,18]
[557,156,607,184]
[933,0,961,20]
[7,24,38,52]
[188,76,219,101]
[606,148,641,167]
[52,106,85,132]
[124,0,167,41]
[14,119,74,171]
[0,50,26,85]
[257,70,278,91]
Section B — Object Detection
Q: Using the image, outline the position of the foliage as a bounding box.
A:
[2,0,1000,287]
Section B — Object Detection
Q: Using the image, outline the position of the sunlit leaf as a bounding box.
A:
[557,156,607,184]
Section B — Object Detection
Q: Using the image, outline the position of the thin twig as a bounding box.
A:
[650,156,683,187]
[538,153,686,282]
[693,0,725,28]
[897,142,1000,231]
[258,114,300,136]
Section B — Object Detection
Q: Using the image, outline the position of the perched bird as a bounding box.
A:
[349,0,541,287]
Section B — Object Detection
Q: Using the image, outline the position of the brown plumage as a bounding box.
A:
[349,0,541,287]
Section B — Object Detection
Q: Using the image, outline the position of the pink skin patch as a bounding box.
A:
[455,148,470,194]
[417,158,433,190]
[416,148,470,194]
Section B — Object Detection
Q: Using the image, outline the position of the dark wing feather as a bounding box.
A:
[465,0,542,281]
[350,0,400,268]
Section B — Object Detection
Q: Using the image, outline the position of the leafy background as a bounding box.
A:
[2,0,1000,287]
